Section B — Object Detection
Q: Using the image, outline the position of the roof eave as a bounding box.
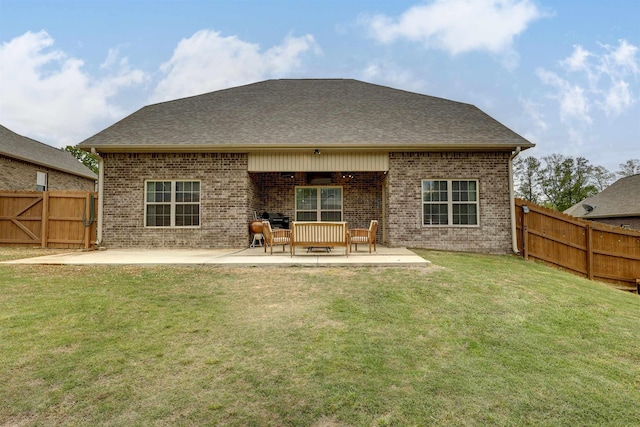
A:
[82,142,534,154]
[581,213,640,219]
[2,151,97,180]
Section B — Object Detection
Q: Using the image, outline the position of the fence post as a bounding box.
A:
[40,191,49,248]
[84,192,91,249]
[522,206,529,260]
[586,223,594,280]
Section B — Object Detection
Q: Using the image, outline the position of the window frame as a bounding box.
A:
[295,185,343,222]
[36,171,48,191]
[144,180,201,228]
[422,179,480,227]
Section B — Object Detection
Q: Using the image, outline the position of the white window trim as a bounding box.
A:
[36,171,48,191]
[295,185,343,222]
[144,180,201,228]
[422,179,480,227]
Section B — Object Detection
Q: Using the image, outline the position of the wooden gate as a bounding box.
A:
[0,191,97,249]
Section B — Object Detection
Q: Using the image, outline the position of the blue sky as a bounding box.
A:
[1,0,638,172]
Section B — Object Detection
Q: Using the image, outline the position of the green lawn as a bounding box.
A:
[1,250,639,426]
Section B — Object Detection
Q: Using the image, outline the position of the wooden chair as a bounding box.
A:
[262,220,291,254]
[349,220,378,253]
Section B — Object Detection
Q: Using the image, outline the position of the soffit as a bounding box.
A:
[248,152,389,172]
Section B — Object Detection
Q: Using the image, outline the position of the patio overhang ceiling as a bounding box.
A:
[248,152,389,172]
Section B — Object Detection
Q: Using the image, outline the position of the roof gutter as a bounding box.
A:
[91,148,104,247]
[509,146,522,255]
[79,143,533,154]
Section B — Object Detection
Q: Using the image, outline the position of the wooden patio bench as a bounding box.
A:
[290,221,349,257]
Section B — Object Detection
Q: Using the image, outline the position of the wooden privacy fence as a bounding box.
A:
[0,191,97,249]
[515,198,640,293]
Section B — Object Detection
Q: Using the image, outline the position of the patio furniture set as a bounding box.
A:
[260,220,378,257]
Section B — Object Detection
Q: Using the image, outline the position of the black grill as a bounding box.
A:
[261,212,290,229]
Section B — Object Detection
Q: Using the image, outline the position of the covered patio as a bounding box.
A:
[247,151,388,245]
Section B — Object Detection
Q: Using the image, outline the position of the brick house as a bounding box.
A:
[78,79,534,253]
[564,173,640,230]
[1,125,97,191]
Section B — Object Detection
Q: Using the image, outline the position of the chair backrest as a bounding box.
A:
[369,220,378,241]
[262,220,273,240]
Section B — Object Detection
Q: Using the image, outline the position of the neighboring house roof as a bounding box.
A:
[564,174,640,219]
[0,125,97,180]
[78,79,534,153]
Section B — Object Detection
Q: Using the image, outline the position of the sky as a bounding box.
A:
[0,0,638,173]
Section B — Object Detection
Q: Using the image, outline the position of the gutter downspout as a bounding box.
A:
[509,146,522,254]
[91,148,104,247]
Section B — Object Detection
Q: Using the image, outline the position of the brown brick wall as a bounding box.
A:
[0,155,95,191]
[101,151,514,252]
[387,151,513,254]
[101,152,250,248]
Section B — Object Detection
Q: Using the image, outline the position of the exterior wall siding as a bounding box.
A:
[102,152,250,248]
[0,155,96,191]
[387,151,513,254]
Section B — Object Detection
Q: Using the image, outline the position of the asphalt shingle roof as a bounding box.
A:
[1,125,97,180]
[564,174,640,218]
[78,79,534,152]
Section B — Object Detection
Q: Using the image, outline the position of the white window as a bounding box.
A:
[36,171,48,191]
[422,179,479,226]
[145,180,200,227]
[295,186,342,221]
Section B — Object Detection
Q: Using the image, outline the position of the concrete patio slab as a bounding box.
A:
[2,246,429,267]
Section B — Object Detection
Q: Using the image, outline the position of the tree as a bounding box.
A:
[63,146,99,174]
[541,154,598,212]
[513,156,542,203]
[539,155,598,212]
[617,159,640,177]
[514,154,606,211]
[591,165,615,192]
[514,154,640,211]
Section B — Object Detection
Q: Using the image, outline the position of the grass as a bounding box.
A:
[1,249,639,426]
[0,247,78,262]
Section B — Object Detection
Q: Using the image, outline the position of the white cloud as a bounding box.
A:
[519,97,548,140]
[359,61,427,92]
[604,79,632,116]
[559,85,590,124]
[0,31,147,146]
[536,68,591,124]
[539,39,639,119]
[561,45,591,72]
[361,0,542,56]
[150,30,320,103]
[601,39,639,76]
[534,39,639,151]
